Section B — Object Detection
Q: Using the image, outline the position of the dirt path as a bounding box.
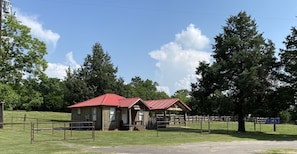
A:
[65,141,297,154]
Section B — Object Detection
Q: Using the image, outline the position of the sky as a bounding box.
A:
[9,0,297,95]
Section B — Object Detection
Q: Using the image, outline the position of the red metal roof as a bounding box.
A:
[119,97,142,108]
[68,93,126,108]
[144,98,191,111]
[68,94,191,111]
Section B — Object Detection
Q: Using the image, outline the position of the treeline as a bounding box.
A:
[1,43,172,111]
[0,14,178,112]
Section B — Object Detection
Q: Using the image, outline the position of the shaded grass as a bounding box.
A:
[1,110,297,153]
[259,149,297,154]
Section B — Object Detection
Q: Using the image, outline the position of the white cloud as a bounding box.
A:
[45,52,80,79]
[16,11,60,48]
[175,24,209,50]
[45,63,69,79]
[65,52,80,68]
[149,24,212,95]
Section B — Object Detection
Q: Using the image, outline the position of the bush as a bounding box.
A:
[279,110,291,123]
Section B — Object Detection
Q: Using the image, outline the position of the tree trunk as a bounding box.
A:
[238,112,245,132]
[273,117,276,132]
[237,96,246,132]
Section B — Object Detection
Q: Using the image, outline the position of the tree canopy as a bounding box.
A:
[191,12,279,132]
[1,15,47,85]
[126,76,169,100]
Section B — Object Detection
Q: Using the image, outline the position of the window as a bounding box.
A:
[77,108,81,115]
[110,107,116,121]
[92,107,96,121]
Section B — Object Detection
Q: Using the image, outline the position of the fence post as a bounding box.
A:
[92,122,95,141]
[11,116,13,128]
[64,123,66,140]
[52,122,54,135]
[36,119,38,133]
[23,114,26,131]
[200,116,203,133]
[70,122,72,137]
[208,115,210,134]
[30,122,34,144]
[226,116,229,133]
[254,118,256,132]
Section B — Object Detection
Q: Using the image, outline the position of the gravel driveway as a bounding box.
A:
[67,141,297,154]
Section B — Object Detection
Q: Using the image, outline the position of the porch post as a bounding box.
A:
[184,112,187,127]
[129,108,132,131]
[101,108,104,131]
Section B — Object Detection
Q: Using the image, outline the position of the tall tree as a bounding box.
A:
[0,15,47,85]
[279,27,297,119]
[80,43,118,97]
[63,67,93,107]
[280,27,297,99]
[192,12,277,132]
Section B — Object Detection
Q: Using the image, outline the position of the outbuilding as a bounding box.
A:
[68,93,150,130]
[68,93,192,130]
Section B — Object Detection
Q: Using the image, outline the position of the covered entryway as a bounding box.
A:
[144,98,191,129]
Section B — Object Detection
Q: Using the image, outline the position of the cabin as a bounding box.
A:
[68,94,192,130]
[68,94,150,130]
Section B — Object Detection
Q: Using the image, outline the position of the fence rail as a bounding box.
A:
[30,121,95,144]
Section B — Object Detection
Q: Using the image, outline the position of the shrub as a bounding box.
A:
[279,110,291,123]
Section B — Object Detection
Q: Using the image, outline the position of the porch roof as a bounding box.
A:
[119,97,144,108]
[144,98,191,112]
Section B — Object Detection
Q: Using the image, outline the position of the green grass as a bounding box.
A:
[1,110,297,153]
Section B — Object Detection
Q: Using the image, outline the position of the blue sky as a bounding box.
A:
[11,0,297,95]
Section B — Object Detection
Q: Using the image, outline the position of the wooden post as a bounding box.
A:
[11,116,13,128]
[23,114,26,130]
[52,122,54,135]
[63,123,66,140]
[254,118,256,132]
[273,117,276,132]
[70,122,72,137]
[226,116,229,133]
[31,122,34,144]
[128,108,132,131]
[208,115,210,134]
[0,102,3,129]
[184,112,187,127]
[200,116,203,133]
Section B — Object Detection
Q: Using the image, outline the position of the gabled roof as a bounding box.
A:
[119,97,143,108]
[68,94,149,109]
[144,98,191,111]
[68,93,125,108]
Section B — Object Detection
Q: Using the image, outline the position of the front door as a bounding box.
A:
[121,108,128,124]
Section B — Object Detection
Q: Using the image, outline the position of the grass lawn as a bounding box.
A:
[1,111,297,153]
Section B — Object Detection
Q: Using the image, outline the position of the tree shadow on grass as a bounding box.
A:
[157,127,297,141]
[212,129,297,141]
